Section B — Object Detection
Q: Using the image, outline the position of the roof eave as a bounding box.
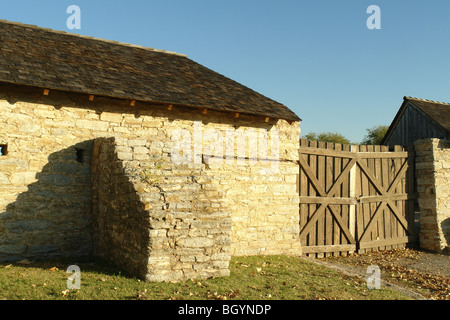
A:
[0,81,302,122]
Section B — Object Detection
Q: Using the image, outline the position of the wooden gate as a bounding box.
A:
[298,140,416,257]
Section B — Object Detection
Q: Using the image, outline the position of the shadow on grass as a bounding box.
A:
[0,255,137,280]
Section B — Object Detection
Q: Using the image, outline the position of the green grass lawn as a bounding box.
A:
[0,255,412,300]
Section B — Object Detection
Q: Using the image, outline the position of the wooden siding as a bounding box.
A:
[384,102,448,148]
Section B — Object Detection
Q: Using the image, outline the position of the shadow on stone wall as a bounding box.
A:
[91,136,233,282]
[91,137,151,280]
[442,218,450,252]
[0,141,94,262]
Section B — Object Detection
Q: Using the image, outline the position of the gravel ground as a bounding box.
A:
[389,250,450,277]
[311,248,450,300]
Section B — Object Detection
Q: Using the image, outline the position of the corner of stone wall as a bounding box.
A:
[414,138,450,253]
[91,136,232,282]
[91,137,150,279]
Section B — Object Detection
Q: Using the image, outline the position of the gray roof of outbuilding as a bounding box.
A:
[404,97,450,132]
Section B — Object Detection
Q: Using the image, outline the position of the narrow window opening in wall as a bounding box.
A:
[75,148,85,163]
[0,144,7,156]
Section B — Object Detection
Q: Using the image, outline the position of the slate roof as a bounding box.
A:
[0,20,300,122]
[404,97,450,132]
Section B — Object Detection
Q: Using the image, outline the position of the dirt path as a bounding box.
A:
[307,248,450,300]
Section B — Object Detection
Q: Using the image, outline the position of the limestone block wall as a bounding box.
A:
[163,115,302,257]
[213,122,302,256]
[415,138,450,253]
[0,83,302,279]
[91,137,232,281]
[90,137,150,279]
[0,87,95,261]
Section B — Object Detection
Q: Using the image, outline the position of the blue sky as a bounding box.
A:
[1,0,450,143]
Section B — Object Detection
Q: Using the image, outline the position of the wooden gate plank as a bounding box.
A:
[394,145,404,249]
[324,143,333,256]
[406,154,416,242]
[359,236,410,250]
[381,146,391,250]
[359,194,412,202]
[299,196,357,205]
[317,141,326,257]
[368,145,377,248]
[298,148,409,159]
[302,244,356,254]
[359,145,370,253]
[341,144,351,253]
[349,145,358,253]
[299,139,309,247]
[308,140,318,253]
[333,143,343,255]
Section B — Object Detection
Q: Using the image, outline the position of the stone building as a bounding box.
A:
[382,97,449,253]
[0,20,302,281]
[414,139,450,253]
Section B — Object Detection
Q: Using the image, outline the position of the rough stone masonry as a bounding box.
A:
[415,138,450,253]
[0,84,302,281]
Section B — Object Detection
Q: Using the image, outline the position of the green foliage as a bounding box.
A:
[361,125,389,145]
[303,132,351,145]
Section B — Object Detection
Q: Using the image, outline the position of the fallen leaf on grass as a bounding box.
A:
[228,289,241,298]
[168,296,185,300]
[137,289,148,300]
